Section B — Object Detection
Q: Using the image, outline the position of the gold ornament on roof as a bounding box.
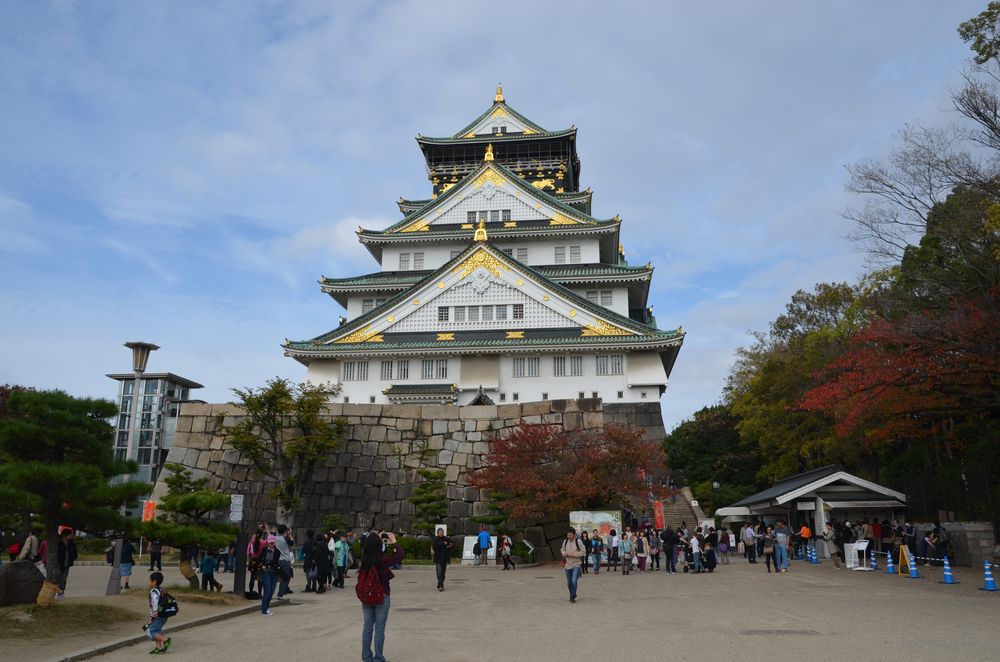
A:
[473,219,488,242]
[495,83,504,102]
[473,169,505,188]
[335,325,382,344]
[549,213,578,226]
[453,250,507,279]
[400,218,430,233]
[484,144,495,161]
[505,331,524,339]
[581,320,631,337]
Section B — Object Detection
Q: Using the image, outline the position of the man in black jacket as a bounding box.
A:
[431,528,453,592]
[301,529,318,592]
[660,527,678,574]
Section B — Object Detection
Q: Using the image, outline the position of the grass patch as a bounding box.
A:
[0,603,139,639]
[161,584,241,606]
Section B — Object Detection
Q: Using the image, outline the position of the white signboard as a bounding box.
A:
[852,539,871,571]
[229,494,244,522]
[461,535,497,566]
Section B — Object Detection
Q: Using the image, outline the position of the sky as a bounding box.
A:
[0,0,986,430]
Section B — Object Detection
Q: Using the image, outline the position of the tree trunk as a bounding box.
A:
[36,515,63,607]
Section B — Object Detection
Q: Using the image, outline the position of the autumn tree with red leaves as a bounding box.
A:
[468,423,668,523]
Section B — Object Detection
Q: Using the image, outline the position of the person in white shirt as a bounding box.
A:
[608,530,620,572]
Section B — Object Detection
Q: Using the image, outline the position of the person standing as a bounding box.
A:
[359,531,404,662]
[301,529,318,593]
[660,526,677,574]
[608,529,620,572]
[120,538,136,589]
[274,525,295,598]
[648,529,660,571]
[333,531,351,588]
[762,526,777,573]
[247,529,266,595]
[147,539,162,571]
[743,524,758,564]
[476,526,492,567]
[690,529,703,573]
[56,528,78,598]
[590,529,604,574]
[259,535,280,615]
[635,531,648,574]
[560,528,585,603]
[824,522,841,568]
[432,528,453,591]
[315,533,332,593]
[579,531,591,574]
[620,532,634,575]
[773,520,790,573]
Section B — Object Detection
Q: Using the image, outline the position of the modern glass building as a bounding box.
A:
[106,370,203,484]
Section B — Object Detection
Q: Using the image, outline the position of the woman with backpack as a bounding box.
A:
[358,531,404,662]
[762,526,778,574]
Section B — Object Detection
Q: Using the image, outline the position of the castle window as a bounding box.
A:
[586,291,598,303]
[467,211,477,224]
[482,305,494,321]
[618,391,624,399]
[450,249,462,259]
[600,291,613,306]
[490,210,500,222]
[344,396,350,403]
[502,210,512,222]
[512,393,519,401]
[641,392,648,399]
[515,247,527,262]
[369,396,376,403]
[496,305,508,320]
[513,304,524,319]
[380,361,394,380]
[553,356,566,377]
[422,360,434,379]
[435,359,448,379]
[413,252,425,269]
[397,360,409,379]
[595,354,624,376]
[591,391,599,399]
[569,355,583,376]
[342,360,369,381]
[454,307,466,322]
[399,253,410,270]
[499,393,506,402]
[554,246,566,264]
[570,245,581,264]
[467,306,480,322]
[438,306,449,322]
[502,248,513,257]
[542,392,548,400]
[513,356,539,378]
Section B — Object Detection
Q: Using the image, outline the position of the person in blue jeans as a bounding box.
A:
[144,572,172,654]
[773,520,790,572]
[360,531,404,662]
[560,528,586,603]
[259,535,280,615]
[590,529,604,574]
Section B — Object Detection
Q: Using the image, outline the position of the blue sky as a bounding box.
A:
[0,1,985,429]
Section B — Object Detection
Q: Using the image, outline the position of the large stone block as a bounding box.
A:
[521,415,542,424]
[432,420,449,435]
[421,404,460,420]
[450,500,470,517]
[386,429,401,443]
[362,442,378,457]
[180,402,213,417]
[521,401,551,416]
[582,412,604,429]
[445,465,460,482]
[395,418,415,431]
[578,398,603,412]
[443,439,460,452]
[447,485,465,500]
[460,405,497,420]
[448,420,463,432]
[467,454,482,469]
[453,452,468,467]
[550,399,579,413]
[497,404,521,419]
[563,412,583,431]
[0,561,45,607]
[476,420,491,431]
[437,450,454,465]
[369,426,388,442]
[464,419,476,432]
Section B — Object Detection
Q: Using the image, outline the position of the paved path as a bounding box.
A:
[76,558,997,661]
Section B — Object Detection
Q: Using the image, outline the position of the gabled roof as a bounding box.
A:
[722,465,907,511]
[451,98,548,138]
[397,188,593,217]
[417,127,576,145]
[369,160,615,236]
[285,242,683,359]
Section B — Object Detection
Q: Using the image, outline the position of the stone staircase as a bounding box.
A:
[662,493,701,530]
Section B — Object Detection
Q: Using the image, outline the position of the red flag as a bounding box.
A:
[653,500,664,529]
[142,501,157,522]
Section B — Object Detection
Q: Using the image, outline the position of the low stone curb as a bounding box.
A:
[56,599,290,661]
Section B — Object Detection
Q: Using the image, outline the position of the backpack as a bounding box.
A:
[355,567,385,606]
[157,590,180,618]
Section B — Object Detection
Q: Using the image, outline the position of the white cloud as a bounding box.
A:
[0,194,47,255]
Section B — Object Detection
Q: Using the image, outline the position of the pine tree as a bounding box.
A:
[0,389,149,606]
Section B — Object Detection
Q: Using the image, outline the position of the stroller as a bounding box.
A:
[680,545,696,573]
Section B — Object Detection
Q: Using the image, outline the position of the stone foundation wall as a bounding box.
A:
[914,521,998,566]
[158,399,665,560]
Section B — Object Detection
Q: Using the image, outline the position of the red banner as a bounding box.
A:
[142,501,157,522]
[653,500,664,529]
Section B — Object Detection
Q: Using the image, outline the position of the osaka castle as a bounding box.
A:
[284,85,684,406]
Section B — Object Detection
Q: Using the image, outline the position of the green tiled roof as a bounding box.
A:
[320,264,652,291]
[384,383,456,395]
[418,127,576,145]
[288,243,680,356]
[371,161,615,235]
[286,331,683,354]
[398,188,591,215]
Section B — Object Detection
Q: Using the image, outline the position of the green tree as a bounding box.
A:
[408,468,448,533]
[0,390,148,605]
[217,378,347,528]
[141,463,236,586]
[663,405,762,514]
[959,2,1000,64]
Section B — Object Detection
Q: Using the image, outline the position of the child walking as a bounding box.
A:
[200,551,223,592]
[145,572,173,654]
